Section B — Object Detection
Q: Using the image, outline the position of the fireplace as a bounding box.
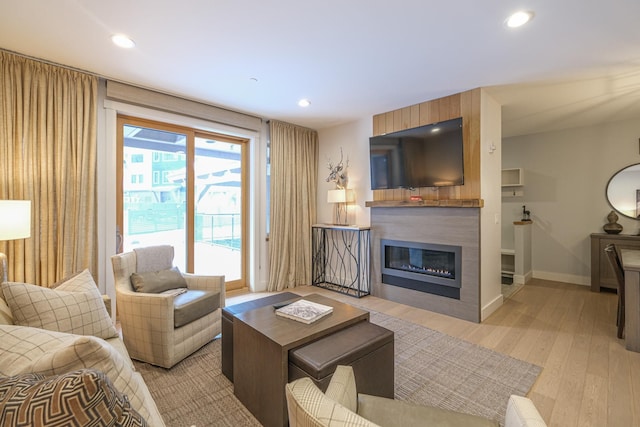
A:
[380,239,462,299]
[371,206,480,322]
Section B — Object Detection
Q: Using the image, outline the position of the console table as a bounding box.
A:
[591,233,640,292]
[311,224,371,297]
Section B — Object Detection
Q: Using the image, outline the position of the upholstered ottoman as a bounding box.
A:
[288,321,394,398]
[221,292,300,381]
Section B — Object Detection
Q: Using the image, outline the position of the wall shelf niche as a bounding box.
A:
[502,168,524,198]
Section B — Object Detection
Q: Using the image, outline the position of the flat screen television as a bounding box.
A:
[369,117,464,190]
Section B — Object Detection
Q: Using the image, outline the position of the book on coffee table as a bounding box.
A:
[275,299,333,324]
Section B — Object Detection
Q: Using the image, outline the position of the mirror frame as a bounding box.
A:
[606,163,640,220]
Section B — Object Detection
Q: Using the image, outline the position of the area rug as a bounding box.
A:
[135,311,541,427]
[368,311,541,425]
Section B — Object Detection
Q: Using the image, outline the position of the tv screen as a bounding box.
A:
[369,117,464,190]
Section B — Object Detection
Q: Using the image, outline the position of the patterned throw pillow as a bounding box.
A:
[0,269,118,339]
[0,325,162,426]
[0,369,148,427]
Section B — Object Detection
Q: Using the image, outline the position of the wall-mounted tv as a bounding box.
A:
[369,117,464,190]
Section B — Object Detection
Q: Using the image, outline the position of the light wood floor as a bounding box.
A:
[227,279,640,427]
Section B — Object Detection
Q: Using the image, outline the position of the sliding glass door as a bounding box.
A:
[116,116,247,290]
[193,135,245,281]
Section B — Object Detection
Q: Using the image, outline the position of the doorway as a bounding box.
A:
[116,116,248,291]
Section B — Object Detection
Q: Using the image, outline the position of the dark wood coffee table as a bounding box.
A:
[232,293,369,427]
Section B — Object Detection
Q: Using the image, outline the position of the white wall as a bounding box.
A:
[502,117,640,286]
[479,90,503,320]
[317,118,373,226]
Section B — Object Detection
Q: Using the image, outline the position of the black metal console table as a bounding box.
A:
[311,224,371,298]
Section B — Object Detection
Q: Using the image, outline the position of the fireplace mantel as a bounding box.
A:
[366,199,483,208]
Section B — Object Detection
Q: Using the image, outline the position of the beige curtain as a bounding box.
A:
[0,51,98,286]
[268,120,318,291]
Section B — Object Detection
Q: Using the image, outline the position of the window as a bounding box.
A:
[117,115,248,290]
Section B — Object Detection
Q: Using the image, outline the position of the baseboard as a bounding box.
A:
[481,294,503,322]
[513,270,533,285]
[532,270,590,286]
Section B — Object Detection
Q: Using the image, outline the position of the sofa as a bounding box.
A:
[286,365,548,427]
[0,269,165,426]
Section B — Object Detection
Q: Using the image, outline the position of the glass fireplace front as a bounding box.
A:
[380,239,461,299]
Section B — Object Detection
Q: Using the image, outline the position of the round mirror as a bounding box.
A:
[607,163,640,219]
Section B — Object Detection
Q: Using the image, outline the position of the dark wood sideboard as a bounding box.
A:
[591,233,640,292]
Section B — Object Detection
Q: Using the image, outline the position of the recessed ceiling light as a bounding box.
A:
[298,99,311,108]
[111,34,136,49]
[506,11,534,28]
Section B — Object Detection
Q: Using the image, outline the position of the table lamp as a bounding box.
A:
[327,189,354,225]
[0,200,31,283]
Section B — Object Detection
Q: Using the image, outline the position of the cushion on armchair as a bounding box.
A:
[134,245,174,273]
[173,290,220,328]
[357,394,498,427]
[1,269,117,339]
[0,369,148,426]
[286,377,378,427]
[286,365,502,427]
[130,266,187,293]
[324,364,358,413]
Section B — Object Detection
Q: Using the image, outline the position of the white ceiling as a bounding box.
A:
[1,0,639,137]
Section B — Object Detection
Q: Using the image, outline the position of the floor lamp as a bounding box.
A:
[0,200,31,283]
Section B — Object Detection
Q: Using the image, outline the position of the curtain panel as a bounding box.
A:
[268,120,318,291]
[0,51,98,285]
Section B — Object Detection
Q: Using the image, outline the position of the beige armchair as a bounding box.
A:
[286,365,547,427]
[111,245,225,368]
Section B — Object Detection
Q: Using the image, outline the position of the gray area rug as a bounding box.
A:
[368,311,541,425]
[135,311,541,426]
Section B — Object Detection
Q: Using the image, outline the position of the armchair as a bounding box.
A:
[286,365,547,427]
[111,245,225,368]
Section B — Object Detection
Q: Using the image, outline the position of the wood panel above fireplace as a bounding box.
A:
[371,88,481,203]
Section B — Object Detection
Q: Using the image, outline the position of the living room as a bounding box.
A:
[2,2,640,426]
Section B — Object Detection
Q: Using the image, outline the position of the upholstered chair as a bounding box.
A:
[286,365,547,427]
[604,243,625,339]
[111,245,225,368]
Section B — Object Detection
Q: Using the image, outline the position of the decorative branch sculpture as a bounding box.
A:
[326,148,349,189]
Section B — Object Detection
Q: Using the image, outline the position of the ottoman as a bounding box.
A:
[221,292,300,381]
[288,321,394,398]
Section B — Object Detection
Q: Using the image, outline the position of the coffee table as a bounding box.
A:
[232,293,369,427]
[222,292,300,381]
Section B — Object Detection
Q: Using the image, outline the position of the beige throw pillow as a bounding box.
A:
[0,297,13,325]
[0,269,117,339]
[130,266,187,293]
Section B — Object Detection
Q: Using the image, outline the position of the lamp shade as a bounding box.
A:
[327,189,346,204]
[0,200,31,241]
[327,189,355,204]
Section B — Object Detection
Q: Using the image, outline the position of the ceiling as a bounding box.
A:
[1,1,639,137]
